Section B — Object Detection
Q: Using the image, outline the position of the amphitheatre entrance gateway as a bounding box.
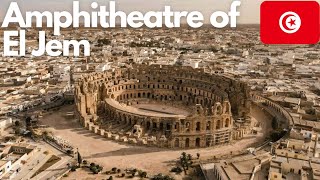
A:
[75,65,251,148]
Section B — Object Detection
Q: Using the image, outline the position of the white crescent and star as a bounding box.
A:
[279,11,301,34]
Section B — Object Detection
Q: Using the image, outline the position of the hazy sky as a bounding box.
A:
[0,0,311,24]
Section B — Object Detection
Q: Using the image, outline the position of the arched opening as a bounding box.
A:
[217,105,222,114]
[206,121,211,130]
[185,138,190,148]
[216,120,221,129]
[166,123,171,130]
[174,138,179,148]
[186,122,190,132]
[225,118,230,128]
[196,122,201,131]
[225,103,230,113]
[196,138,201,147]
[146,122,151,130]
[206,139,211,147]
[160,123,164,130]
[153,122,157,129]
[175,122,179,131]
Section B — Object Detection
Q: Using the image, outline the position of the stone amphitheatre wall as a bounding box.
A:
[74,65,251,148]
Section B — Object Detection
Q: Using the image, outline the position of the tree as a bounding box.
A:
[71,166,77,172]
[25,116,32,126]
[196,153,200,159]
[91,166,99,174]
[179,152,192,175]
[111,167,117,173]
[187,154,192,161]
[170,167,182,174]
[151,173,174,180]
[138,170,147,178]
[14,121,20,127]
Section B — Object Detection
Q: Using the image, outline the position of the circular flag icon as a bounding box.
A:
[279,11,301,34]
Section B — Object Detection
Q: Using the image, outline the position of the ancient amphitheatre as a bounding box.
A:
[38,64,282,177]
[74,64,253,149]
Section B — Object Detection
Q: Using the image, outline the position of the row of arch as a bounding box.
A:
[105,103,232,133]
[174,138,201,148]
[110,82,222,101]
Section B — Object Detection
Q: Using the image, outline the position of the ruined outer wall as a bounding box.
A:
[74,64,251,148]
[75,65,250,117]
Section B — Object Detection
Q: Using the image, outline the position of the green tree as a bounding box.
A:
[14,121,20,127]
[179,152,192,174]
[138,170,147,178]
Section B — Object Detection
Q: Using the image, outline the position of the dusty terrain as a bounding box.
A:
[39,105,272,179]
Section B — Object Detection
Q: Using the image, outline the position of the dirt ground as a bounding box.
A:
[39,104,272,179]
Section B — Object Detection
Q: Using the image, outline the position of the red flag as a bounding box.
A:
[260,1,319,44]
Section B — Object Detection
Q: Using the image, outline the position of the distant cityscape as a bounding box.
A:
[0,27,319,180]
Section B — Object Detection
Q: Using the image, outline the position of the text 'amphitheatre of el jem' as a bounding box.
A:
[75,64,254,148]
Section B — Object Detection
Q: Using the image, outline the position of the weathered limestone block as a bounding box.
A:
[88,123,94,131]
[159,135,167,142]
[138,138,148,145]
[132,125,143,138]
[120,136,128,142]
[126,132,132,137]
[93,126,99,133]
[98,129,105,136]
[112,134,120,140]
[85,122,90,129]
[128,138,138,144]
[105,132,112,138]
